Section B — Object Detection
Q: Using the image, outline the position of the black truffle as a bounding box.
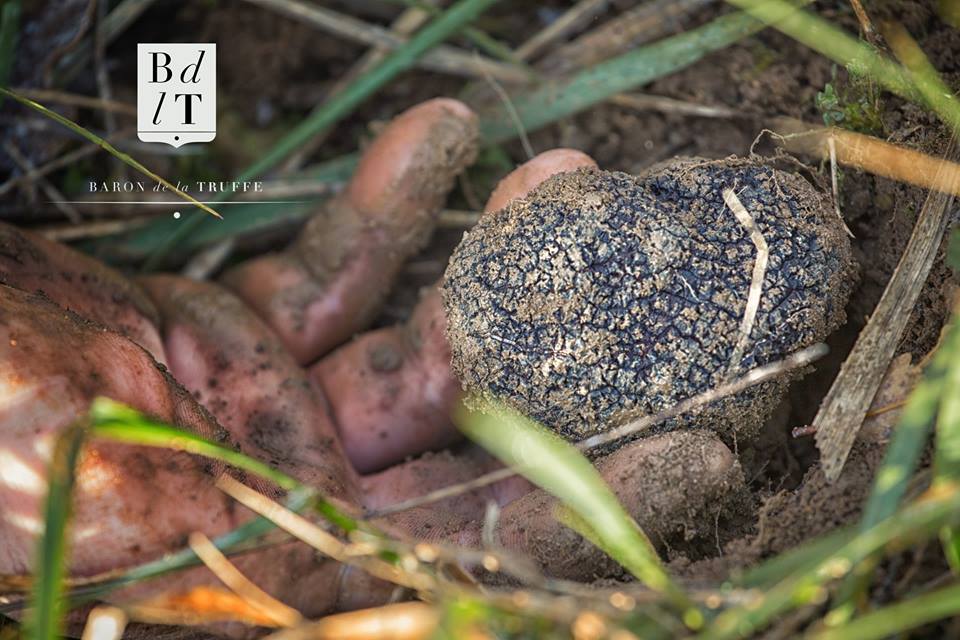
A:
[441,157,855,443]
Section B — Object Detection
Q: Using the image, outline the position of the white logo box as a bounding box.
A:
[137,43,216,148]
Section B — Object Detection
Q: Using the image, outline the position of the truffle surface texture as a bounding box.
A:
[442,158,855,442]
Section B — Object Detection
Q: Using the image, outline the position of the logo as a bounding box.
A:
[137,43,216,148]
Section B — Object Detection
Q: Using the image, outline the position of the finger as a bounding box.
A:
[139,274,360,502]
[314,149,598,472]
[361,444,533,519]
[0,281,352,627]
[491,431,745,580]
[221,99,478,365]
[309,287,461,474]
[363,432,743,581]
[0,221,166,362]
[484,148,597,213]
[0,282,234,579]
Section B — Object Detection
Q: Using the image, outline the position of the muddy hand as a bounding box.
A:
[0,99,746,636]
[221,98,478,365]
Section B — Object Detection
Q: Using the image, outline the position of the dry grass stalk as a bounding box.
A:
[514,0,610,61]
[39,217,152,242]
[79,606,127,640]
[812,139,958,481]
[240,0,528,84]
[608,92,741,119]
[215,476,430,592]
[9,88,135,116]
[375,344,827,516]
[579,343,827,450]
[827,136,855,238]
[539,0,714,73]
[3,141,81,223]
[280,2,436,173]
[722,187,769,376]
[265,602,439,640]
[189,531,303,628]
[772,119,960,197]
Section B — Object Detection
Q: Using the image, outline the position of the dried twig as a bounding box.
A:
[4,141,81,223]
[608,92,742,119]
[772,119,960,197]
[9,88,136,116]
[240,0,528,84]
[514,0,610,62]
[189,531,302,628]
[539,0,714,73]
[374,344,828,515]
[723,187,769,376]
[812,140,959,481]
[849,0,879,46]
[280,1,436,173]
[79,606,127,640]
[265,602,439,640]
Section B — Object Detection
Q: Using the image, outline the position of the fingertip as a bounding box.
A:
[484,148,598,213]
[347,98,479,217]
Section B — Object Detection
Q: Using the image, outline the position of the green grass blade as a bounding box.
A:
[725,0,914,100]
[90,397,297,490]
[454,400,698,619]
[477,9,771,144]
[824,313,960,619]
[142,0,501,270]
[698,483,960,639]
[0,0,20,107]
[860,314,959,529]
[934,325,960,483]
[0,87,222,219]
[25,425,86,640]
[809,581,960,640]
[384,0,534,69]
[934,316,960,573]
[733,527,854,588]
[882,22,960,135]
[726,0,960,134]
[89,397,357,531]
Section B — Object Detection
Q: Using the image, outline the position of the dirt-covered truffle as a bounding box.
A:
[441,157,855,443]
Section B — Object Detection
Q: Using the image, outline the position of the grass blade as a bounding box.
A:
[0,87,222,219]
[454,400,698,620]
[809,581,960,640]
[25,425,86,640]
[89,398,296,490]
[860,313,959,530]
[698,482,960,639]
[725,0,914,100]
[142,0,501,270]
[89,398,356,531]
[478,9,770,144]
[0,0,19,107]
